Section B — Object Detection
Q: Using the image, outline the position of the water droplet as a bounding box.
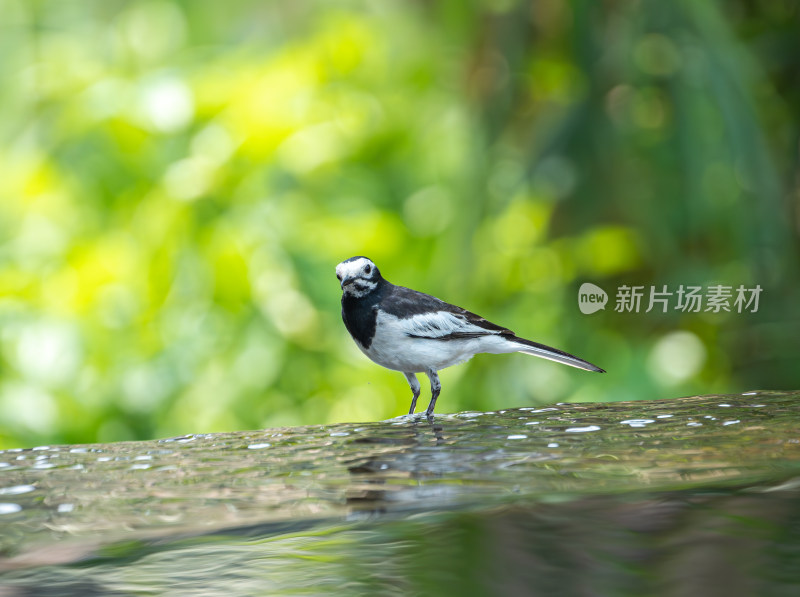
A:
[247,443,271,450]
[565,425,601,433]
[656,414,673,419]
[621,419,656,428]
[507,435,527,440]
[57,503,74,513]
[547,442,559,448]
[723,420,740,426]
[0,485,35,496]
[0,503,22,515]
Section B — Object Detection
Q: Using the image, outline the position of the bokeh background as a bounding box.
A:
[1,0,798,449]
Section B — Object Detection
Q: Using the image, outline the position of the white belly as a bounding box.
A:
[357,311,511,373]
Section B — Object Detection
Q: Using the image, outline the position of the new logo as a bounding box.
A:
[578,283,608,314]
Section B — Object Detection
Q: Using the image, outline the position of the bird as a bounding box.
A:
[336,256,604,418]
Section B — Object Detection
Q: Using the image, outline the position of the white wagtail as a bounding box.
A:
[336,256,604,418]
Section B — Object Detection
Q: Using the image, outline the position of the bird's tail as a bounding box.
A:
[511,337,605,373]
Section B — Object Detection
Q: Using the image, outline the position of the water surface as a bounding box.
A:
[1,391,799,595]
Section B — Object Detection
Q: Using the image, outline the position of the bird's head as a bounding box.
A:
[336,256,382,297]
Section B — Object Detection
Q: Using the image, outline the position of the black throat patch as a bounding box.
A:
[341,281,385,348]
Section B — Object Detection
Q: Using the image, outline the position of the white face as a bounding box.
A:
[336,257,379,297]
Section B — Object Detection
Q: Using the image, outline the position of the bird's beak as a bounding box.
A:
[340,275,353,289]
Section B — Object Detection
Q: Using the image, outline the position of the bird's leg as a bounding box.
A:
[424,369,441,419]
[403,372,421,415]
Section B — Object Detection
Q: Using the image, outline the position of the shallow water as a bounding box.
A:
[1,391,799,595]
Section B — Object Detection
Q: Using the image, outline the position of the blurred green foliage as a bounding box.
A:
[0,0,798,448]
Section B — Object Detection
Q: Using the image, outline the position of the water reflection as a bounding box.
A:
[2,487,799,596]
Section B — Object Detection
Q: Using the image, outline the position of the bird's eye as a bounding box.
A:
[365,264,372,274]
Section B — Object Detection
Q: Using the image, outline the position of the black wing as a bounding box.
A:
[381,284,513,340]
